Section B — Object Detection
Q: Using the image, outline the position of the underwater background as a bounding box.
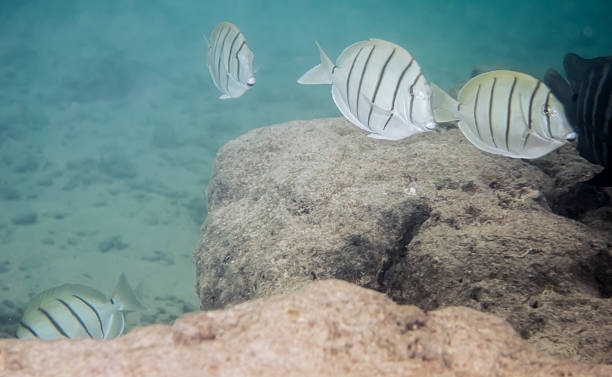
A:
[1,0,610,336]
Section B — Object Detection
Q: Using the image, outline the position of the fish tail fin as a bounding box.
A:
[297,41,334,85]
[431,82,460,123]
[202,33,210,47]
[112,273,147,312]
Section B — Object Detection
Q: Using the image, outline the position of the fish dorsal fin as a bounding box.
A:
[431,82,460,123]
[563,53,590,85]
[544,69,573,108]
[112,273,147,312]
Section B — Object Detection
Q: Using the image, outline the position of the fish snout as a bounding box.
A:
[423,121,437,130]
[565,132,578,142]
[247,77,256,87]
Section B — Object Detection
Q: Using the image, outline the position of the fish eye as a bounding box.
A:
[543,105,551,116]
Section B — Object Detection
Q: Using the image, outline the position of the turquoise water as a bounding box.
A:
[1,0,610,337]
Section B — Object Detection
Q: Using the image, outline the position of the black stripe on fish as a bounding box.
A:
[591,63,609,129]
[38,307,69,338]
[488,77,498,148]
[575,80,586,134]
[57,298,94,339]
[582,70,595,127]
[524,80,542,149]
[408,72,423,125]
[527,80,541,131]
[544,90,552,138]
[235,41,246,83]
[227,32,242,73]
[356,46,376,129]
[18,321,39,338]
[226,31,242,93]
[473,83,483,141]
[505,76,518,152]
[605,83,612,137]
[367,48,396,128]
[346,47,365,115]
[211,25,229,85]
[217,28,232,93]
[382,59,413,130]
[73,295,104,338]
[210,27,224,73]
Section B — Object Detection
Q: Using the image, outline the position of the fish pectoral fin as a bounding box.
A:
[361,93,392,116]
[219,94,232,99]
[226,73,247,88]
[362,93,413,126]
[523,128,558,145]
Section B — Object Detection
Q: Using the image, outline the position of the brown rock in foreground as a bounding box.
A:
[196,117,612,363]
[1,280,609,377]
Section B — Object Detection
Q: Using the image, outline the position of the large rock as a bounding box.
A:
[2,280,610,376]
[195,118,612,363]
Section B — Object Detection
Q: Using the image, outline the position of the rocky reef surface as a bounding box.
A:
[196,117,612,363]
[2,280,610,376]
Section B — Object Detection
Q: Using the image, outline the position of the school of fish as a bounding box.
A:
[14,22,610,343]
[204,21,611,184]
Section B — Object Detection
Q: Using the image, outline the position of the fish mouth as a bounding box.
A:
[422,121,437,130]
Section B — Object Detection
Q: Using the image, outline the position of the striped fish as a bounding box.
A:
[545,53,612,186]
[432,70,577,159]
[206,22,256,99]
[298,39,436,140]
[16,273,146,340]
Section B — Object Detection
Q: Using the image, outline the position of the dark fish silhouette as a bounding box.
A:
[545,53,612,186]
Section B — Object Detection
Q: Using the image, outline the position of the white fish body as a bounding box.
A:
[16,273,146,340]
[432,70,577,159]
[206,22,256,99]
[298,39,436,140]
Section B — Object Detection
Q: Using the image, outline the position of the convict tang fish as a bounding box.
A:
[206,22,256,99]
[298,39,436,140]
[16,273,146,340]
[432,70,577,159]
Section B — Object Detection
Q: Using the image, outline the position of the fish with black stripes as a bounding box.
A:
[545,53,612,186]
[205,22,256,99]
[432,70,577,159]
[16,273,146,340]
[298,39,436,140]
